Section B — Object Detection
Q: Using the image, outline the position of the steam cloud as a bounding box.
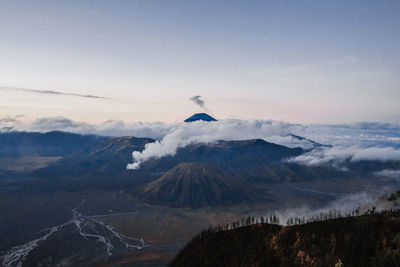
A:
[126,119,400,170]
[127,119,316,169]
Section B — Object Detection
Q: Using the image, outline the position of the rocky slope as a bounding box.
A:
[141,139,339,183]
[140,162,259,208]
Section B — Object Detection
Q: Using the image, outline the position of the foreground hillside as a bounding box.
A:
[171,211,400,267]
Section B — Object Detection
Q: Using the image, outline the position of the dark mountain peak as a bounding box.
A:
[184,113,217,122]
[139,162,257,208]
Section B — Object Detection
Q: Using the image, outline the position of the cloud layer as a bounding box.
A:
[374,169,400,179]
[288,146,400,167]
[292,122,400,149]
[0,116,172,140]
[126,120,400,170]
[274,190,398,226]
[2,115,400,170]
[127,119,321,169]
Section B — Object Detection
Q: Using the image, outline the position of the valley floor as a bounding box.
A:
[0,176,399,266]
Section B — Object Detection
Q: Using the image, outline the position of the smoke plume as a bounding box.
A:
[189,95,205,108]
[126,119,312,169]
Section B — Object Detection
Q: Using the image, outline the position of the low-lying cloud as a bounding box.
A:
[273,190,397,226]
[2,115,400,171]
[288,146,400,167]
[293,122,400,149]
[0,114,25,123]
[374,169,400,179]
[126,120,400,170]
[0,116,172,140]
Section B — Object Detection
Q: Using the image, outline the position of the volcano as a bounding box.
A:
[139,162,258,208]
[184,113,217,122]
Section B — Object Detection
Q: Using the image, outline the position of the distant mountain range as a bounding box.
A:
[0,131,102,157]
[1,116,399,208]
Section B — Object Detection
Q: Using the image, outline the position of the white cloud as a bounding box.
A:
[288,146,400,167]
[274,191,397,226]
[0,116,172,140]
[374,169,400,179]
[3,115,400,170]
[3,115,400,148]
[127,119,313,169]
[292,122,400,148]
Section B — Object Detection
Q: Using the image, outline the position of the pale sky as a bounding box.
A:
[1,0,399,124]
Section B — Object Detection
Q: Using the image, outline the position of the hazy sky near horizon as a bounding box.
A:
[1,1,399,124]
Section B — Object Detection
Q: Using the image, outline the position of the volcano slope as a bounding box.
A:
[170,210,400,267]
[139,162,260,208]
[140,139,333,183]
